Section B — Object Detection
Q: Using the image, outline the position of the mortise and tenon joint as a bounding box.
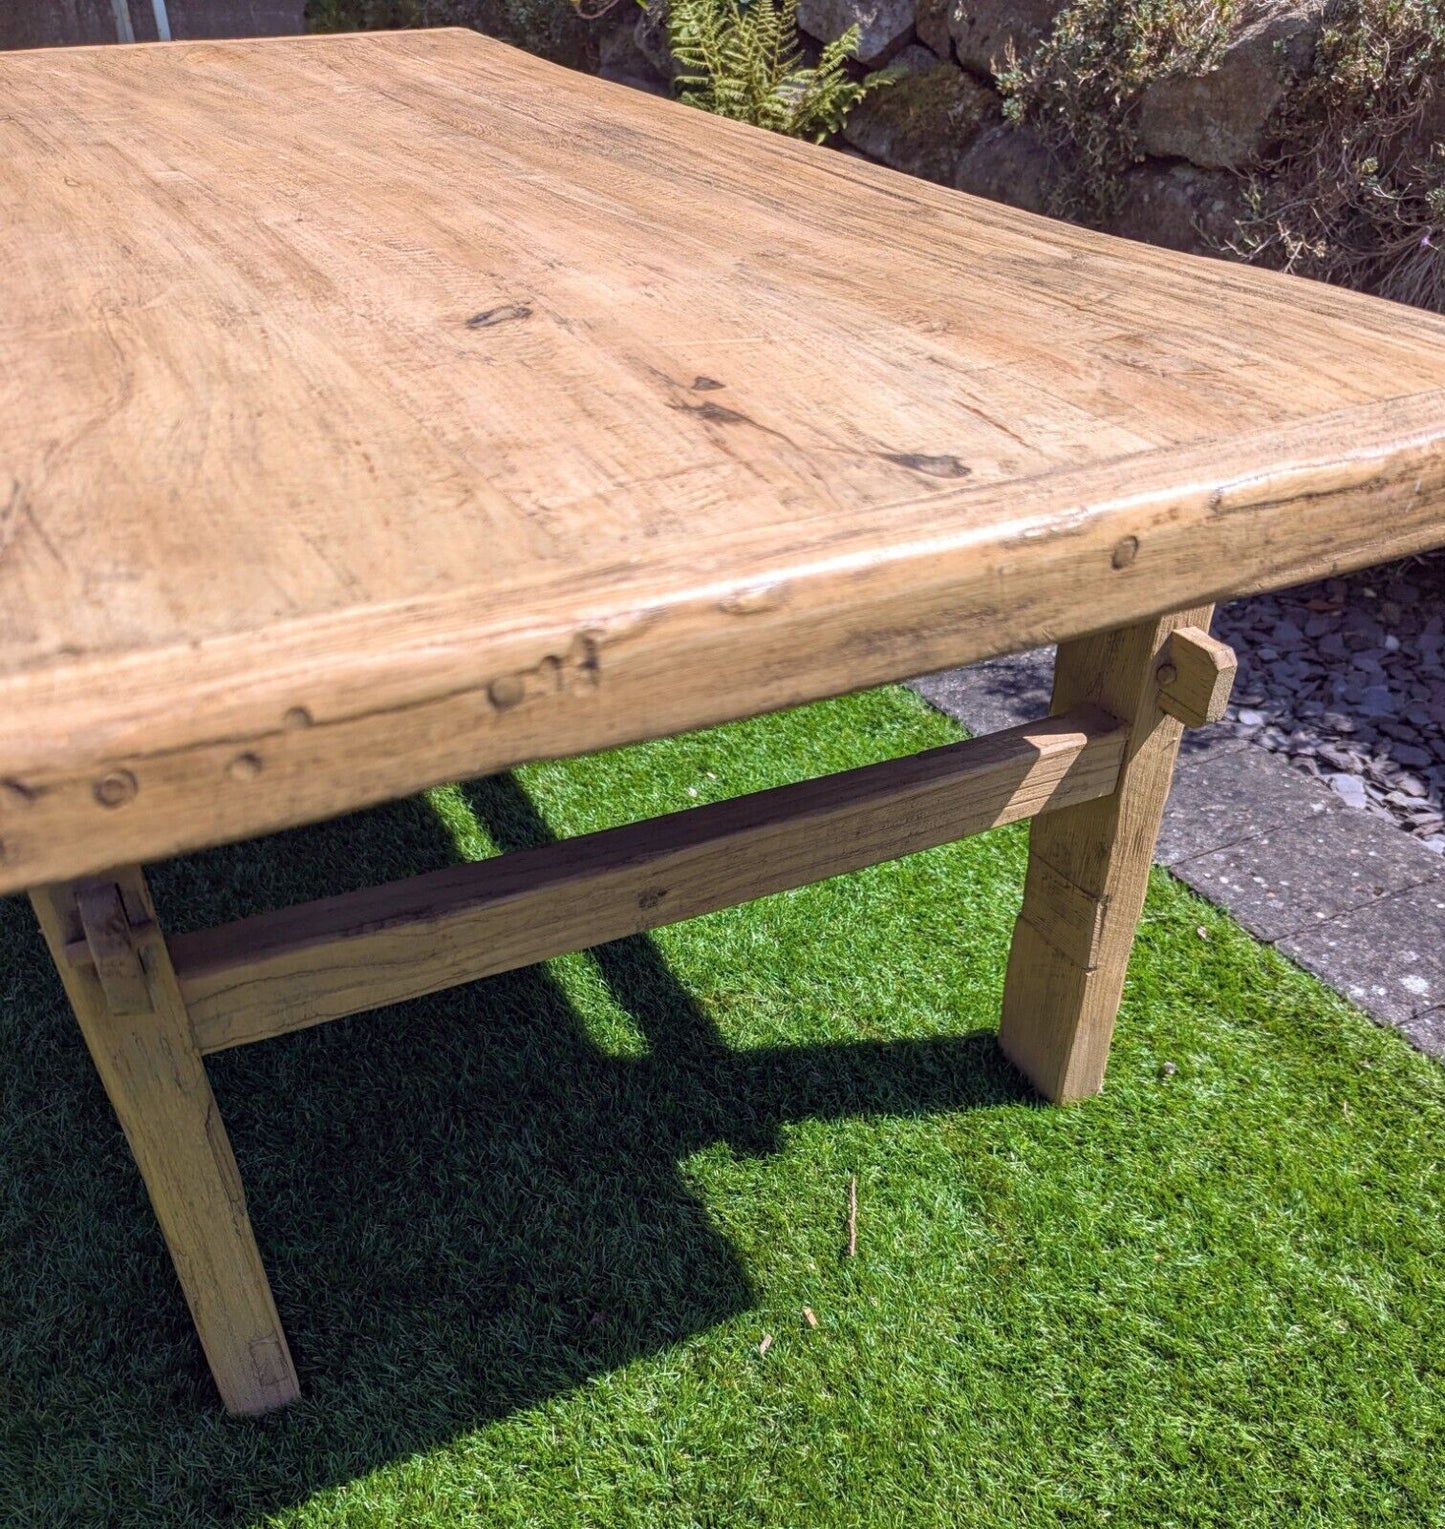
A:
[72,881,155,1016]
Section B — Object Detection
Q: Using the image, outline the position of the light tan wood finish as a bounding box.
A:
[5,30,1445,893]
[998,608,1213,1101]
[28,868,299,1415]
[10,28,1445,1418]
[167,706,1128,1053]
[1156,627,1237,728]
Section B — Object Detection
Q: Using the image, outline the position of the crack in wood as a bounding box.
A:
[466,303,532,330]
[881,453,972,479]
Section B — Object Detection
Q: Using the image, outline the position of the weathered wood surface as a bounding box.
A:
[169,706,1128,1052]
[3,29,1445,892]
[29,869,300,1414]
[1156,626,1236,728]
[1000,608,1213,1100]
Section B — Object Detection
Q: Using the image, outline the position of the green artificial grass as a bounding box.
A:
[2,686,1442,1529]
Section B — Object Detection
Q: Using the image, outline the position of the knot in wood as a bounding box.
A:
[0,778,36,811]
[467,304,532,330]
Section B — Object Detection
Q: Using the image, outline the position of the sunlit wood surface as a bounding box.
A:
[4,27,1445,892]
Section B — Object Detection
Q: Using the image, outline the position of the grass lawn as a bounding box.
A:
[2,685,1443,1528]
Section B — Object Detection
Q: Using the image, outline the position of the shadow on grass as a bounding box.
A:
[0,773,1027,1528]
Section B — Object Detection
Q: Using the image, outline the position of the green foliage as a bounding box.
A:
[996,0,1237,218]
[994,0,1445,312]
[664,0,886,141]
[305,0,423,30]
[1231,0,1445,311]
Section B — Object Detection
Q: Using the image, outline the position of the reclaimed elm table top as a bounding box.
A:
[5,26,1445,897]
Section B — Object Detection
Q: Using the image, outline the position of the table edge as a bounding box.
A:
[4,387,1445,894]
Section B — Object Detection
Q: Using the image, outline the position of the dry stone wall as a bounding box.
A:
[596,0,1328,259]
[829,0,1323,254]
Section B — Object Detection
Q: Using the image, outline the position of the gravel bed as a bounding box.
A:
[1212,552,1445,855]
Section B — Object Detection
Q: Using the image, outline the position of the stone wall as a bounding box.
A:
[597,0,1327,259]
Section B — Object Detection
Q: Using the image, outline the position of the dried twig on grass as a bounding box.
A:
[847,1174,858,1259]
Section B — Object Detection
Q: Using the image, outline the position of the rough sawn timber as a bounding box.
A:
[1000,609,1213,1099]
[28,869,300,1416]
[1156,625,1237,728]
[168,706,1128,1052]
[8,27,1445,1418]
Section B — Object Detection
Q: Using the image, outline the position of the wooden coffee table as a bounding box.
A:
[5,28,1445,1416]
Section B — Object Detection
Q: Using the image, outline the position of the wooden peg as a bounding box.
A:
[1155,627,1236,728]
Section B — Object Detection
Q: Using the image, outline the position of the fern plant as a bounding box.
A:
[661,0,882,142]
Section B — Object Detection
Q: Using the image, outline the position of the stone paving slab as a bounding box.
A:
[911,649,1445,1059]
[1168,808,1442,943]
[1400,1007,1445,1053]
[1279,880,1445,1026]
[1155,745,1340,867]
[912,651,1053,735]
[1175,728,1254,765]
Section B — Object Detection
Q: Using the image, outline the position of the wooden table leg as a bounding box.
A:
[999,606,1216,1101]
[29,866,299,1415]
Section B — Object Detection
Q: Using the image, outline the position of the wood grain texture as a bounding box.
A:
[3,30,1445,892]
[1157,626,1236,728]
[29,868,299,1414]
[75,879,153,1015]
[998,607,1214,1101]
[171,706,1127,1053]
